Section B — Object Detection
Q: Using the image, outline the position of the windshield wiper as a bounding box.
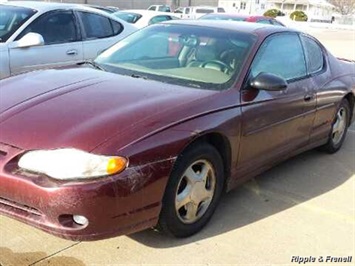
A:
[78,61,106,71]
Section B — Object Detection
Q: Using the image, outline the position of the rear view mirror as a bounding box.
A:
[13,32,44,48]
[249,72,287,91]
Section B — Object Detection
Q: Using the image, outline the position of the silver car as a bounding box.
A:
[0,1,136,79]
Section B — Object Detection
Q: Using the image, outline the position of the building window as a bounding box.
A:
[233,3,236,7]
[255,0,260,4]
[261,4,265,9]
[240,2,247,9]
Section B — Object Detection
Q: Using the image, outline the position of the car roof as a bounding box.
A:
[1,1,101,13]
[164,19,292,35]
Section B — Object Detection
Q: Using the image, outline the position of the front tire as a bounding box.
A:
[322,99,350,153]
[158,143,224,237]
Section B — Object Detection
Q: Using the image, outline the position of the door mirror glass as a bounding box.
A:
[15,32,44,48]
[250,72,287,91]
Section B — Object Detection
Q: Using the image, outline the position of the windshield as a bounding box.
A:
[113,12,142,24]
[158,6,171,12]
[0,6,37,42]
[95,24,256,90]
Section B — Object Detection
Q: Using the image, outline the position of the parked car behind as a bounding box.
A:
[147,5,171,12]
[174,6,225,19]
[199,13,285,26]
[0,1,136,79]
[0,20,354,241]
[113,10,179,28]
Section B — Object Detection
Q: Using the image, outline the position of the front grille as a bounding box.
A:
[0,197,42,217]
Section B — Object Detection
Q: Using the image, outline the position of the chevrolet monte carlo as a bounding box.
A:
[0,21,354,241]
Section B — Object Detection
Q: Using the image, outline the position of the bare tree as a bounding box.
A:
[330,0,355,15]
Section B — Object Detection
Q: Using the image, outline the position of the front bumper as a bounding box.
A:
[0,143,174,241]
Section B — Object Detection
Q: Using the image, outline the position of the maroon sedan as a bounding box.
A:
[199,13,285,26]
[0,21,354,241]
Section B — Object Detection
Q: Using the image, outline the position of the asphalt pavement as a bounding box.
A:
[0,27,354,266]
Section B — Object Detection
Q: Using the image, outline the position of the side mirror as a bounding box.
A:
[12,32,44,48]
[249,72,287,91]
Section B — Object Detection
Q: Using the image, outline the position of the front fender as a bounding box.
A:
[93,107,242,200]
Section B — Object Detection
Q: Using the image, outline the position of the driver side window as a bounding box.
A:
[251,33,307,81]
[16,10,78,45]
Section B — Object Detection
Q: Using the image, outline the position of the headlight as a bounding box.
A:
[18,148,128,180]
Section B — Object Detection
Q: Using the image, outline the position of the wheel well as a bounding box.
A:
[345,93,354,125]
[187,133,232,189]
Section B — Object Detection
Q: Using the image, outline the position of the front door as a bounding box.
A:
[9,10,83,75]
[237,32,316,178]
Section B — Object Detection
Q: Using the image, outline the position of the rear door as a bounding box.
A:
[237,32,316,177]
[9,10,83,75]
[76,11,127,60]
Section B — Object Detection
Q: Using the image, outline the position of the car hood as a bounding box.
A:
[0,68,217,152]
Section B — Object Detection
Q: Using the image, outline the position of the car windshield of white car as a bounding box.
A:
[95,24,256,90]
[0,6,37,42]
[113,12,142,24]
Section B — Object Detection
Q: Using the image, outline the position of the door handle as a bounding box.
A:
[304,94,314,102]
[66,49,78,55]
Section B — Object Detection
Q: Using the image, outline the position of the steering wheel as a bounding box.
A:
[201,60,233,74]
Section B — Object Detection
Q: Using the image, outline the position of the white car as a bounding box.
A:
[0,1,137,79]
[113,10,179,29]
[147,5,171,12]
[174,6,226,19]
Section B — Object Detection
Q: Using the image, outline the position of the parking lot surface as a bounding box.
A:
[0,27,354,265]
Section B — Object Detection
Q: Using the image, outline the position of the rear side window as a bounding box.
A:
[301,35,324,75]
[78,12,123,39]
[251,33,307,81]
[112,20,123,35]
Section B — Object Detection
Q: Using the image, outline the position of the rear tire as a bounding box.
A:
[321,99,350,154]
[158,143,224,238]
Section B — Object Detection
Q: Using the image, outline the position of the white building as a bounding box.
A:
[218,0,268,15]
[267,0,335,22]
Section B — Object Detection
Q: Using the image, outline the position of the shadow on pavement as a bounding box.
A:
[129,132,355,248]
[0,247,85,266]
